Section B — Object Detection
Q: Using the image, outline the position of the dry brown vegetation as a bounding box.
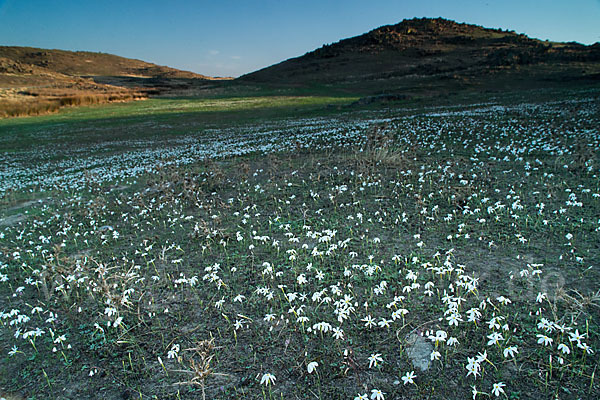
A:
[0,87,142,118]
[0,91,146,118]
[0,46,227,118]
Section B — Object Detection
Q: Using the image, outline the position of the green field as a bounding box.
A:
[1,90,599,399]
[0,95,358,152]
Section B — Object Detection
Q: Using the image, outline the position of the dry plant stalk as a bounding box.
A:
[559,288,600,316]
[356,123,409,173]
[172,337,227,400]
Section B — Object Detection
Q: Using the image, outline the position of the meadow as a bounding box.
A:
[0,89,599,399]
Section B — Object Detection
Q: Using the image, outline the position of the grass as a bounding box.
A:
[0,88,599,399]
[0,95,358,153]
[0,95,356,124]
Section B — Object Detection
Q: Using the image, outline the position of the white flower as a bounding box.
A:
[568,329,585,344]
[307,361,318,374]
[491,382,506,397]
[487,332,504,346]
[536,292,546,303]
[233,294,246,303]
[503,345,518,358]
[447,313,463,326]
[354,394,368,400]
[362,315,376,328]
[297,274,307,285]
[537,334,553,347]
[264,313,276,322]
[312,321,332,333]
[8,345,19,356]
[557,343,571,355]
[167,344,180,359]
[476,350,488,364]
[466,357,480,378]
[370,388,385,400]
[260,372,276,386]
[401,370,416,385]
[378,318,392,328]
[368,353,383,368]
[578,342,594,354]
[332,327,344,340]
[104,307,117,317]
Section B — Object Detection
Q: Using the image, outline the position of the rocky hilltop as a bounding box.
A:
[240,18,600,92]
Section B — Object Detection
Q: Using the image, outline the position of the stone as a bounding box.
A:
[405,332,433,371]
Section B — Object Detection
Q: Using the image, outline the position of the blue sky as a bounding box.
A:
[1,0,598,77]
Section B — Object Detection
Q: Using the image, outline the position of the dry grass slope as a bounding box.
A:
[0,46,225,118]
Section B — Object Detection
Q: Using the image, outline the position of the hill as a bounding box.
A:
[239,18,600,94]
[0,46,214,79]
[0,46,227,118]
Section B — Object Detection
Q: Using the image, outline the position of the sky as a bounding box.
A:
[1,0,599,77]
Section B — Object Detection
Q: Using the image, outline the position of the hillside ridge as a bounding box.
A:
[239,17,600,91]
[0,45,219,79]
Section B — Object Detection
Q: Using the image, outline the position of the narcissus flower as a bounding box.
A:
[260,372,276,386]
